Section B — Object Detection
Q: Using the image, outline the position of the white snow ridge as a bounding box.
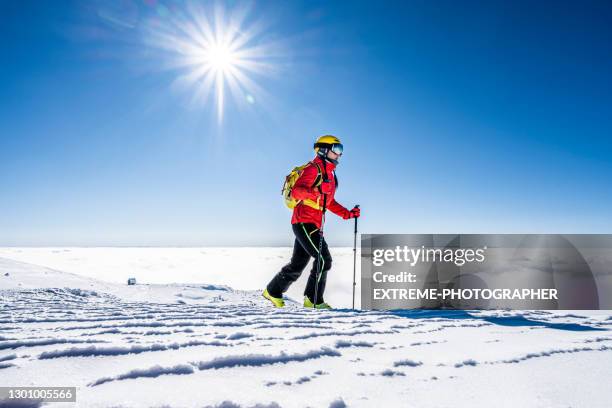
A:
[1,253,612,407]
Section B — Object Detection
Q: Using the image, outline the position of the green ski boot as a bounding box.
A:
[263,289,285,308]
[304,296,332,310]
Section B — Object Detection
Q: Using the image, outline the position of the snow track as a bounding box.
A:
[1,256,612,407]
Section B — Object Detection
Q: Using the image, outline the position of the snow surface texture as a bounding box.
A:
[1,250,612,407]
[0,247,358,308]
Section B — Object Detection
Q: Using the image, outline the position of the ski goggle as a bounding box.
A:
[330,143,343,155]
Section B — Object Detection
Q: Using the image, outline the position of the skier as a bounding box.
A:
[263,135,360,309]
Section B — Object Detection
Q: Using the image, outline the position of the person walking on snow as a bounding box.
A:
[263,135,360,309]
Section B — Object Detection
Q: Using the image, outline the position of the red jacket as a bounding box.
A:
[290,156,350,228]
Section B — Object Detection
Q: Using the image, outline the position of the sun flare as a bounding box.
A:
[145,2,277,124]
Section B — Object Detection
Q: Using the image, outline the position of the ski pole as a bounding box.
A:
[313,160,328,308]
[313,209,326,307]
[352,204,359,310]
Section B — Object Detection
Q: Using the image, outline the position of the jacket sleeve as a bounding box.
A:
[328,198,350,219]
[290,163,319,201]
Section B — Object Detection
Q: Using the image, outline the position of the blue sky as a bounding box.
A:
[1,0,611,246]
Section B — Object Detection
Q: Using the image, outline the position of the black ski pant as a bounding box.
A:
[266,222,332,304]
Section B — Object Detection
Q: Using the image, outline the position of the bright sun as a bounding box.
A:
[206,44,237,72]
[146,3,275,124]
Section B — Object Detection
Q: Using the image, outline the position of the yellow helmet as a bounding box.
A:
[313,135,343,155]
